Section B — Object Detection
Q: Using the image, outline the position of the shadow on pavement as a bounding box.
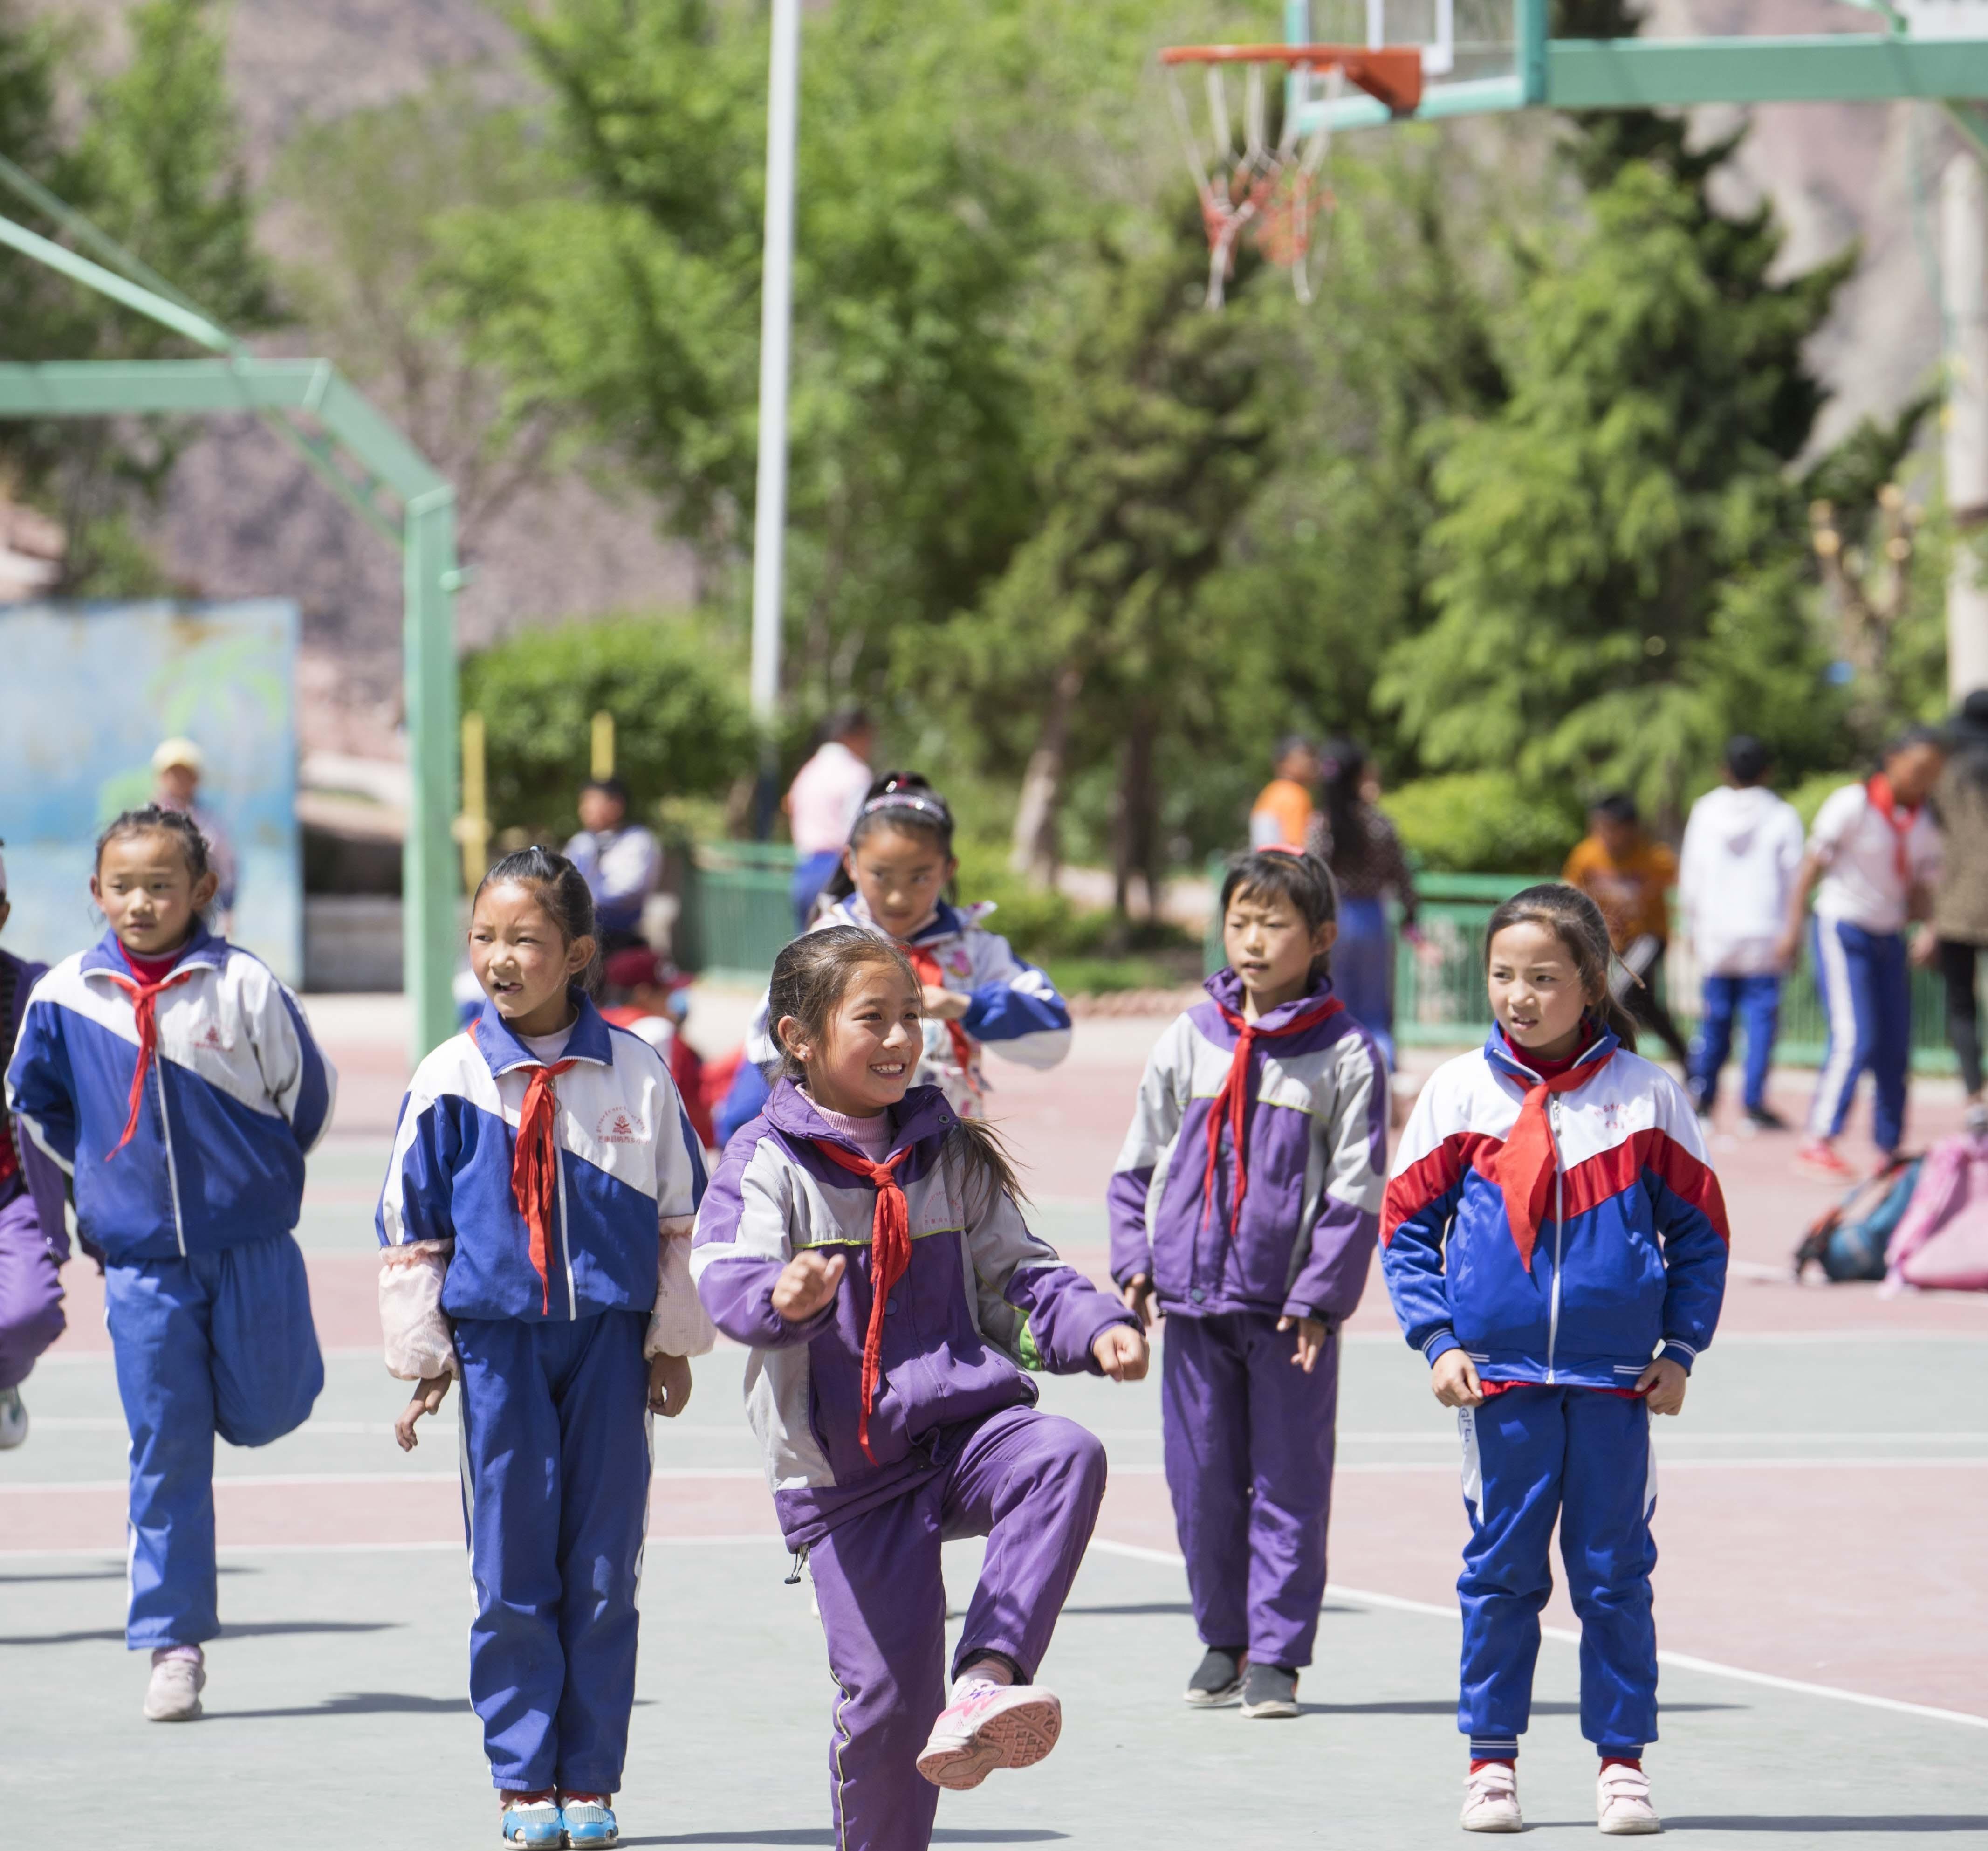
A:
[1293,1699,1743,1717]
[0,1619,399,1647]
[626,1836,1066,1847]
[213,1691,469,1720]
[1661,1820,1988,1836]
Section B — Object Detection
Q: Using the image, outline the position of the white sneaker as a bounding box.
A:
[0,1385,27,1449]
[1461,1761,1523,1832]
[144,1649,205,1722]
[914,1679,1062,1791]
[1597,1762,1662,1835]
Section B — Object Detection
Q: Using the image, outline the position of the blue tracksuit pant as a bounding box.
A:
[105,1233,323,1648]
[1809,917,1910,1153]
[1690,973,1781,1115]
[1457,1387,1657,1758]
[456,1310,651,1795]
[1333,895,1394,1070]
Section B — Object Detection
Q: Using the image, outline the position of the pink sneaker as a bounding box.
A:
[1796,1138,1855,1180]
[915,1679,1063,1791]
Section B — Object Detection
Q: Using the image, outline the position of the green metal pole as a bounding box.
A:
[1518,0,1549,106]
[403,488,461,1062]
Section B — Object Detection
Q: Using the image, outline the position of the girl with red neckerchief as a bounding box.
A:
[1107,849,1388,1723]
[1382,883,1729,1837]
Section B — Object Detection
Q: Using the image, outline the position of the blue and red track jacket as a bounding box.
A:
[1380,1026,1728,1389]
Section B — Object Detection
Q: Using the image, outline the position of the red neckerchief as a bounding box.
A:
[811,1137,912,1465]
[898,940,980,1096]
[102,949,198,1157]
[511,1059,579,1314]
[1493,1032,1615,1272]
[1203,993,1345,1235]
[1866,773,1919,885]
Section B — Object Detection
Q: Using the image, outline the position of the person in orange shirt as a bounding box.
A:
[1562,794,1691,1068]
[1250,738,1318,851]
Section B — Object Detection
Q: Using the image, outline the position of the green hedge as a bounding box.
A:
[1380,772,1585,874]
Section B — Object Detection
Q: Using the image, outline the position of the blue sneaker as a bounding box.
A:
[561,1798,619,1847]
[499,1798,562,1848]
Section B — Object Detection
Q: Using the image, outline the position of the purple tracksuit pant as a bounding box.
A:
[1162,1308,1340,1671]
[808,1404,1106,1851]
[0,1185,64,1392]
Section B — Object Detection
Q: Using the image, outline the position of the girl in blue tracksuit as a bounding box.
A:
[4,805,335,1722]
[1379,884,1728,1838]
[714,773,1072,1142]
[381,847,713,1851]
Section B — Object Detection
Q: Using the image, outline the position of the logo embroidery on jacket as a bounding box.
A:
[186,1018,234,1054]
[1599,1101,1622,1133]
[596,1107,647,1144]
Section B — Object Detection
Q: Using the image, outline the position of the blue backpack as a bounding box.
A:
[1794,1155,1922,1282]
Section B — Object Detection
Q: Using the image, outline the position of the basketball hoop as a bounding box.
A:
[1159,43,1423,310]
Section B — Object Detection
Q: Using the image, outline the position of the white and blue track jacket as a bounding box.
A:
[3,926,336,1263]
[743,897,1072,1116]
[378,993,709,1324]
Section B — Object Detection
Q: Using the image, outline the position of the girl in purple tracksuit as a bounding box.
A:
[692,925,1146,1851]
[1109,850,1386,1719]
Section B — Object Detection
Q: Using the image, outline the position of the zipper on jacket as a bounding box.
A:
[1545,1095,1563,1383]
[155,1051,187,1258]
[554,1108,577,1320]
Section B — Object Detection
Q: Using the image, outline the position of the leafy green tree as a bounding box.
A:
[460,616,758,838]
[0,0,275,592]
[1374,139,1854,827]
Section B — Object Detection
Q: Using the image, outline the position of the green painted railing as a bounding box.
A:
[674,842,795,984]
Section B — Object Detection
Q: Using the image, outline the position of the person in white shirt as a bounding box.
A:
[1776,729,1947,1176]
[784,708,875,929]
[563,777,660,949]
[1677,736,1806,1131]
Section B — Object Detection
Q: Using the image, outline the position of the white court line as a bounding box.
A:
[1074,1428,1988,1445]
[0,1535,784,1563]
[0,1467,767,1494]
[1084,1541,1988,1733]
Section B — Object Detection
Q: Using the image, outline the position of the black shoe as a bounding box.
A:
[1183,1646,1245,1708]
[1239,1661,1300,1718]
[1746,1105,1791,1132]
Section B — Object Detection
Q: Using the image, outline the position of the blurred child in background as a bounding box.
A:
[1563,795,1690,1068]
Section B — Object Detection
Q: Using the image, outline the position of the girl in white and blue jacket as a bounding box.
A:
[4,806,336,1723]
[714,774,1072,1142]
[1380,884,1728,1837]
[380,848,713,1851]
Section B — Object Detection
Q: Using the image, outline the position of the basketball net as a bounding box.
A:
[1164,57,1344,310]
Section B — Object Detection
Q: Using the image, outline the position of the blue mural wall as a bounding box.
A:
[0,599,301,982]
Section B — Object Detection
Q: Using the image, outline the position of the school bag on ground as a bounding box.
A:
[1883,1132,1988,1291]
[1792,1155,1922,1283]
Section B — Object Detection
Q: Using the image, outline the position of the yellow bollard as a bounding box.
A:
[458,710,491,894]
[591,710,616,782]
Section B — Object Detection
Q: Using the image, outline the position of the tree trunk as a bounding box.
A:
[1008,662,1083,888]
[1113,717,1156,927]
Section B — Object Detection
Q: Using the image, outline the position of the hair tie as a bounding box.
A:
[859,792,947,821]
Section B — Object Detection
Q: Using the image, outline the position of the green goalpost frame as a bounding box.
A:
[0,203,461,1065]
[1289,0,1988,130]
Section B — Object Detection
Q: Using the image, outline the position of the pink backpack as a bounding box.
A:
[1885,1132,1988,1291]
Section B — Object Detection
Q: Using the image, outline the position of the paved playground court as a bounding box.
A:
[2,1000,1984,1846]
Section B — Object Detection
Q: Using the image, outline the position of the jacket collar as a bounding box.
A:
[80,923,227,981]
[472,989,615,1077]
[1203,965,1340,1033]
[1483,1018,1619,1087]
[826,895,990,945]
[764,1075,955,1158]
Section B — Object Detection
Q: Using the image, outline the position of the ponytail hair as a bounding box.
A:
[1482,882,1638,1052]
[821,771,957,905]
[765,922,1026,1203]
[473,846,603,997]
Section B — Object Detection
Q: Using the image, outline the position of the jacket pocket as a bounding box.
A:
[1555,1194,1667,1355]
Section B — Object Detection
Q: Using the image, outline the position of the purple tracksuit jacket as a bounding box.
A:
[692,1079,1134,1548]
[1105,968,1387,1671]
